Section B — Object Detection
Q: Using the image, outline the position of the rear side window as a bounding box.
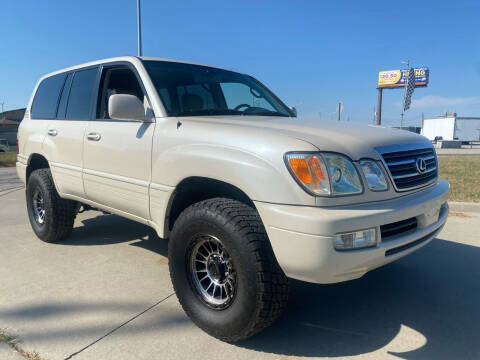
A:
[31,73,66,119]
[56,73,73,120]
[66,68,98,120]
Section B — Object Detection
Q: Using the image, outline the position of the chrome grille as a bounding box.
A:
[380,147,438,190]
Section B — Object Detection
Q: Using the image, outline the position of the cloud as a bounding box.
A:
[410,95,480,109]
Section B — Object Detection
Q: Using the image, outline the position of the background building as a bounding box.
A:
[421,113,480,141]
[0,108,25,146]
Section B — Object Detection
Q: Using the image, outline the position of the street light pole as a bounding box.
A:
[137,0,142,56]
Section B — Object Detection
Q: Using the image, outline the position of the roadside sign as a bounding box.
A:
[378,68,429,88]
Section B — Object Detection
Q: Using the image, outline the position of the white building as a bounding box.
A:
[421,113,480,141]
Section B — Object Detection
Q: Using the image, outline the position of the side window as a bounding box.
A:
[96,67,144,119]
[66,68,98,120]
[31,73,66,119]
[220,82,275,111]
[56,73,73,120]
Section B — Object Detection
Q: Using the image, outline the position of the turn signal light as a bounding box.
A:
[285,153,330,195]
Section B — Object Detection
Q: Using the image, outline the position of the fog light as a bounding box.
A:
[334,228,377,250]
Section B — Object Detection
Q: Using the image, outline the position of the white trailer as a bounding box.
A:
[422,114,480,141]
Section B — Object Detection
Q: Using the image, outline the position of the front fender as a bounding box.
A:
[151,143,315,206]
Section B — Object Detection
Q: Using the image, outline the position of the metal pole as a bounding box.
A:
[337,102,341,121]
[137,0,142,56]
[401,112,404,129]
[376,88,382,125]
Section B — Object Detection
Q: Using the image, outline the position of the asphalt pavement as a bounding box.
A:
[0,185,479,360]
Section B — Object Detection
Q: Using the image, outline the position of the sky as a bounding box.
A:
[1,0,480,127]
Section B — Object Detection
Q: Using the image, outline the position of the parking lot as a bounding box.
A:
[0,173,479,360]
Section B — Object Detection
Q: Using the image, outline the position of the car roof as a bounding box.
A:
[40,56,238,80]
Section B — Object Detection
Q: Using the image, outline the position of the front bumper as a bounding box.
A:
[255,179,450,284]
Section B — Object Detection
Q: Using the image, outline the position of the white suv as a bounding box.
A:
[17,56,449,341]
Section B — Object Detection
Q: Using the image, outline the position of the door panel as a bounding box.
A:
[83,120,154,219]
[40,70,92,198]
[43,120,87,197]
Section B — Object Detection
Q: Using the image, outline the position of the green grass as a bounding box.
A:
[0,329,47,360]
[438,156,480,202]
[0,152,17,167]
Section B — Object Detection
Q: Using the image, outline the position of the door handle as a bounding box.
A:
[86,132,101,141]
[47,129,58,136]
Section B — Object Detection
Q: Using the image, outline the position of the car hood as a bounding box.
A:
[180,116,431,161]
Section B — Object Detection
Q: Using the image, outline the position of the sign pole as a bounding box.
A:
[376,88,382,125]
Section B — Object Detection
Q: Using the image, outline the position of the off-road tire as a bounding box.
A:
[168,197,289,342]
[26,168,77,243]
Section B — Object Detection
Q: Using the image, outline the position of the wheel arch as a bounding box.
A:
[164,176,255,237]
[26,153,50,183]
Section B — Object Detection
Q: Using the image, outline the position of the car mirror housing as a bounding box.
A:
[108,94,150,122]
[289,106,297,117]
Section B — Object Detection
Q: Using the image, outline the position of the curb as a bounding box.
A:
[449,201,480,213]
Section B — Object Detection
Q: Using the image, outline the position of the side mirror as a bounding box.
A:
[108,94,150,122]
[289,106,297,117]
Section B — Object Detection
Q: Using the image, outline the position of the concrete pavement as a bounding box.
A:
[1,188,479,360]
[0,167,22,193]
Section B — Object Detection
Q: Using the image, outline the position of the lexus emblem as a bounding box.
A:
[416,157,427,173]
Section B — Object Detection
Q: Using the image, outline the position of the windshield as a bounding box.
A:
[143,60,292,117]
[0,140,7,146]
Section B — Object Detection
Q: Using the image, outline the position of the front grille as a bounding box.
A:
[380,147,437,190]
[381,217,417,240]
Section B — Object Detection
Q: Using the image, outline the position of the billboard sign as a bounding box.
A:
[378,68,429,88]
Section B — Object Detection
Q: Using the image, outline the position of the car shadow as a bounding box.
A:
[60,212,168,257]
[238,238,480,359]
[55,213,480,359]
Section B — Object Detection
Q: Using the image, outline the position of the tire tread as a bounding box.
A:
[170,197,289,342]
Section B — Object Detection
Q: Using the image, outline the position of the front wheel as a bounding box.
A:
[26,168,77,243]
[168,198,289,342]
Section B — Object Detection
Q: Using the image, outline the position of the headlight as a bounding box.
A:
[359,160,388,191]
[323,153,363,195]
[285,152,363,196]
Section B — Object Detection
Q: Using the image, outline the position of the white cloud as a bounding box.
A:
[410,95,480,109]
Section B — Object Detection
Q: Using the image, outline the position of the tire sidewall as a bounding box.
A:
[26,170,54,240]
[169,211,260,339]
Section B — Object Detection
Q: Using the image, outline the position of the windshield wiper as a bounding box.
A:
[242,110,290,117]
[175,109,243,117]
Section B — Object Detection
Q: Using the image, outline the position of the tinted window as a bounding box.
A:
[158,88,172,113]
[31,73,66,119]
[56,73,73,119]
[66,68,98,120]
[96,67,143,119]
[143,60,292,117]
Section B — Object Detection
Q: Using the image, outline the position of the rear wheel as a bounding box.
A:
[26,168,77,243]
[169,198,289,342]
